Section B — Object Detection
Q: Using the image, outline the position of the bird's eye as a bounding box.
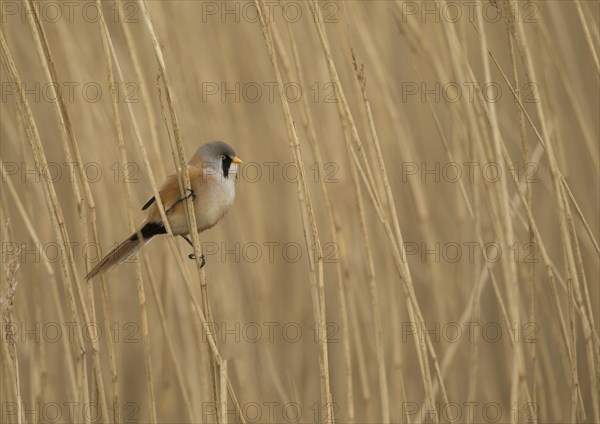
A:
[221,155,226,160]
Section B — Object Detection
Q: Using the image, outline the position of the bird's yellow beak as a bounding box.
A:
[231,156,243,164]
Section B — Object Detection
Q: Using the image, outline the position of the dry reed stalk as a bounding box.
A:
[95,2,157,420]
[135,0,222,417]
[92,3,196,354]
[512,12,594,409]
[440,6,581,416]
[350,51,392,422]
[1,163,79,403]
[104,3,247,421]
[575,0,600,75]
[411,32,490,407]
[359,15,459,411]
[24,0,127,418]
[1,323,21,424]
[474,5,525,420]
[0,30,105,422]
[94,0,172,240]
[504,9,539,421]
[348,290,371,407]
[432,12,524,415]
[539,75,600,422]
[398,1,576,414]
[253,1,335,421]
[22,1,167,420]
[21,0,88,288]
[437,265,489,375]
[14,112,46,424]
[1,2,597,422]
[92,3,123,423]
[562,185,600,422]
[90,2,214,416]
[117,0,165,182]
[308,0,441,415]
[21,13,90,393]
[403,3,556,412]
[121,44,190,404]
[157,236,248,422]
[347,125,389,422]
[96,279,120,423]
[553,61,599,173]
[483,16,600,292]
[482,42,597,418]
[142,255,195,421]
[561,177,600,256]
[426,102,482,408]
[483,44,600,257]
[219,359,228,424]
[270,19,355,421]
[114,3,177,401]
[1,234,21,424]
[468,56,561,420]
[21,1,113,419]
[395,0,483,240]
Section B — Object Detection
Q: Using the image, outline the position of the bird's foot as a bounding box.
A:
[184,188,196,201]
[168,189,197,213]
[187,252,206,268]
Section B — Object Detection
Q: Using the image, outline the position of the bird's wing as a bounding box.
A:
[141,196,155,210]
[143,166,204,221]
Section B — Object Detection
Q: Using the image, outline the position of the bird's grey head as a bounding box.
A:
[190,141,242,179]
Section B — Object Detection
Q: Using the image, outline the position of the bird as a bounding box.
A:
[85,141,242,280]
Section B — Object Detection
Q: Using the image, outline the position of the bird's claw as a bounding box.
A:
[167,189,196,214]
[187,252,206,268]
[185,188,196,201]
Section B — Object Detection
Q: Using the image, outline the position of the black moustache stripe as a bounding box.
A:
[222,156,233,178]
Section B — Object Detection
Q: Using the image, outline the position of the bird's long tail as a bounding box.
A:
[85,222,166,280]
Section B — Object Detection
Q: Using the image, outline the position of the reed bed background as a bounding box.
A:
[1,0,598,423]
